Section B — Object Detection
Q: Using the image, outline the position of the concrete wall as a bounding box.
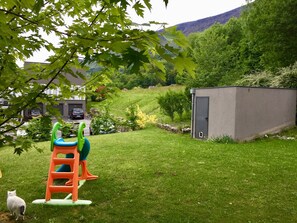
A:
[192,87,296,141]
[234,87,296,140]
[193,87,237,139]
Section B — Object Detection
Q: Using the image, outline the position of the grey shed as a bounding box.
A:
[191,86,296,141]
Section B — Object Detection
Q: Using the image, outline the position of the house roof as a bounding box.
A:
[24,61,86,86]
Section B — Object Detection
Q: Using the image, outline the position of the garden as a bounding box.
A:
[1,115,297,222]
[1,0,297,222]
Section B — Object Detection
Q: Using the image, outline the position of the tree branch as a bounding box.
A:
[0,5,107,127]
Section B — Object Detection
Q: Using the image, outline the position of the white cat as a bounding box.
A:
[7,190,26,220]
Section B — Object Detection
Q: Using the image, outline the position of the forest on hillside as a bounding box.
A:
[98,0,297,94]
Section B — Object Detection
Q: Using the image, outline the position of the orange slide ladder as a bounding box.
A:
[33,122,96,206]
[45,143,80,202]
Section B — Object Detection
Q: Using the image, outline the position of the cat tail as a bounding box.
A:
[20,205,25,215]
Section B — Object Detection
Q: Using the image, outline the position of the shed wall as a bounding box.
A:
[234,88,296,140]
[192,87,296,141]
[194,88,236,139]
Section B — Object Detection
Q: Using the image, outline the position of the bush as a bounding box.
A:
[60,122,79,138]
[235,61,297,88]
[157,90,191,121]
[125,104,138,131]
[25,115,52,142]
[157,90,176,121]
[90,107,117,135]
[125,104,156,130]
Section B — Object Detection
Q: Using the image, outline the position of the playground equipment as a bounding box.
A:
[33,122,98,206]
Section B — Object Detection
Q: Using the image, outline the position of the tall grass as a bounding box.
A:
[1,126,297,222]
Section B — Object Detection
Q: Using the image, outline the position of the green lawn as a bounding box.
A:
[1,126,297,222]
[88,85,186,123]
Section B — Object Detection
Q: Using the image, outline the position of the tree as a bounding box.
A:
[186,18,244,88]
[243,0,297,70]
[0,0,194,153]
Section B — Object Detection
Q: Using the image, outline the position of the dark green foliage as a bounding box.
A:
[90,86,116,102]
[157,91,176,121]
[60,122,79,138]
[185,0,297,89]
[243,0,297,70]
[25,116,52,142]
[12,137,34,155]
[157,90,190,121]
[108,61,180,90]
[90,116,117,135]
[187,18,246,88]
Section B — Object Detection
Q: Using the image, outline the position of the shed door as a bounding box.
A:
[195,97,209,139]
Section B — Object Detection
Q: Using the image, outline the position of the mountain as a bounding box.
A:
[174,6,245,36]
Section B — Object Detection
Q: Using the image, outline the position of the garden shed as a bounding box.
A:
[191,86,297,141]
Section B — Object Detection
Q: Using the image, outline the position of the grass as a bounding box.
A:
[88,85,187,123]
[1,126,297,222]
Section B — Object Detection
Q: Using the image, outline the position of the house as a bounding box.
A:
[23,62,87,119]
[191,86,297,141]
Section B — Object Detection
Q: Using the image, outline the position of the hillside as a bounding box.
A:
[88,85,186,123]
[175,6,245,35]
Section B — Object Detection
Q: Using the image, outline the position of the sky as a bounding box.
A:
[26,0,248,63]
[128,0,248,28]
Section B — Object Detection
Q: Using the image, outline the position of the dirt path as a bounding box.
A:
[0,212,14,223]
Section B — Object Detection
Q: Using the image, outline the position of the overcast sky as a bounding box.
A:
[26,0,248,63]
[128,0,248,28]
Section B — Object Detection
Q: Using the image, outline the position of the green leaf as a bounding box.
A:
[133,1,145,17]
[151,60,166,73]
[172,56,196,76]
[33,0,44,14]
[143,0,152,10]
[20,0,35,8]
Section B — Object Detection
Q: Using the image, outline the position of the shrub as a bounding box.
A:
[157,90,177,121]
[125,104,156,130]
[157,90,191,121]
[89,107,101,118]
[60,122,79,138]
[135,107,156,129]
[25,115,52,142]
[235,61,297,88]
[90,107,117,135]
[125,104,138,131]
[270,61,297,88]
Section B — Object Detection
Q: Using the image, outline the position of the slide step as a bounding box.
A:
[53,158,75,165]
[51,172,74,179]
[49,185,74,193]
